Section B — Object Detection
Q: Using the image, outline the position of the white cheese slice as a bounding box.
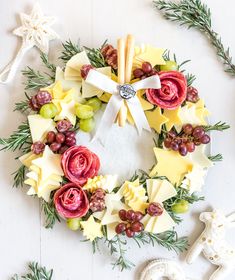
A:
[28,115,56,143]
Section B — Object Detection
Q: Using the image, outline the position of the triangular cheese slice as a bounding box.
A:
[28,115,56,143]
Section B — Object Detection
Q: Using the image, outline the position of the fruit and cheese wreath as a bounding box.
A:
[0,35,229,270]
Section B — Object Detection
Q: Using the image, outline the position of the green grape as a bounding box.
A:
[86,97,102,112]
[67,218,81,231]
[76,104,94,119]
[39,103,58,119]
[80,117,95,132]
[160,60,178,71]
[171,199,189,214]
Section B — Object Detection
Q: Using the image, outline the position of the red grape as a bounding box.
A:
[126,210,135,221]
[200,134,210,144]
[164,138,172,148]
[183,124,193,135]
[130,221,144,233]
[140,75,147,80]
[142,62,152,74]
[194,139,201,146]
[47,131,56,144]
[179,144,188,156]
[119,209,127,221]
[174,137,182,145]
[65,131,76,138]
[125,227,135,238]
[58,145,69,154]
[149,69,157,76]
[50,142,61,152]
[56,133,65,144]
[133,68,144,78]
[65,137,76,147]
[133,211,144,222]
[170,141,179,151]
[167,130,177,138]
[115,223,127,234]
[186,142,195,153]
[193,126,205,139]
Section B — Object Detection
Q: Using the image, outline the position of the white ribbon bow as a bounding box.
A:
[85,69,161,143]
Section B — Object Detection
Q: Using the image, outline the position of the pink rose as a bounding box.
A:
[146,71,187,109]
[54,183,89,218]
[61,146,100,186]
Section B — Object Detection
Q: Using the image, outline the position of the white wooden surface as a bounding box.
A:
[1,0,235,279]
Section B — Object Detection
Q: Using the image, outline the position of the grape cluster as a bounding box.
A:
[133,62,157,80]
[164,124,210,156]
[115,209,144,238]
[89,188,106,212]
[29,90,52,111]
[76,97,102,133]
[46,130,76,154]
[45,120,76,154]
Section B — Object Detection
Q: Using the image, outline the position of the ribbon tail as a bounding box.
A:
[132,74,161,91]
[127,96,151,135]
[0,43,31,84]
[92,94,123,144]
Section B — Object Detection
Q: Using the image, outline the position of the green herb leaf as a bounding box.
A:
[12,165,26,188]
[154,0,235,75]
[41,199,60,229]
[12,262,53,280]
[60,40,82,63]
[204,121,230,132]
[0,122,32,152]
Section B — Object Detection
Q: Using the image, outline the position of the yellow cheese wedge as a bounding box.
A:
[19,152,40,168]
[64,51,90,81]
[150,148,193,185]
[54,99,77,125]
[133,45,166,67]
[163,107,182,131]
[32,146,64,181]
[145,107,169,134]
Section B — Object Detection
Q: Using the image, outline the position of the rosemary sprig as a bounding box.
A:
[154,0,235,75]
[185,73,196,87]
[105,236,135,271]
[12,165,26,188]
[208,154,223,162]
[14,92,31,113]
[0,122,32,152]
[204,121,230,132]
[84,41,108,68]
[60,40,82,63]
[41,199,61,229]
[12,262,53,280]
[40,52,56,75]
[134,230,188,253]
[22,67,53,90]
